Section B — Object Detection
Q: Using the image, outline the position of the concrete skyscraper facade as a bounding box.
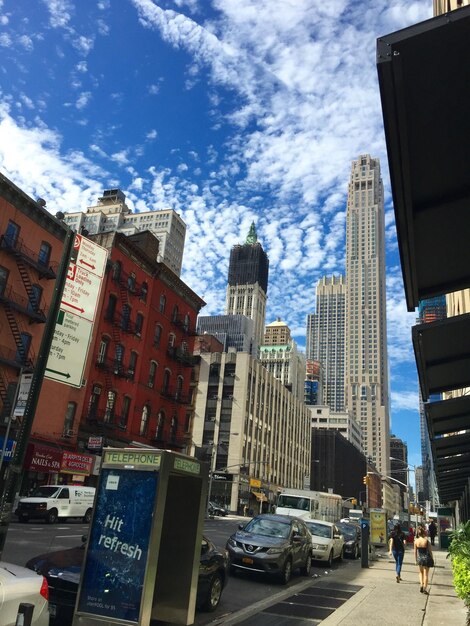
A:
[307,275,346,412]
[225,223,269,351]
[345,155,390,476]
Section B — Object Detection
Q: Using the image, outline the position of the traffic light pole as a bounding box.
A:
[0,227,74,558]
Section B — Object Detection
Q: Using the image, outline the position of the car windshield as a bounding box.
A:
[277,495,310,511]
[338,525,356,540]
[306,522,332,538]
[243,518,291,538]
[30,486,61,498]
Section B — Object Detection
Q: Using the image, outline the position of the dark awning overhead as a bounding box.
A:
[412,313,470,401]
[432,431,470,460]
[425,396,470,438]
[377,5,470,311]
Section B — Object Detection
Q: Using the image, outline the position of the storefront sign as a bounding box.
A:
[250,478,261,489]
[61,451,93,476]
[103,450,162,468]
[87,436,103,450]
[77,468,158,623]
[25,444,62,474]
[212,472,233,482]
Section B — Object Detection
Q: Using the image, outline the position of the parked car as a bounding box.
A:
[208,501,228,516]
[15,485,96,524]
[336,521,361,559]
[0,561,49,626]
[226,513,313,584]
[305,520,345,567]
[26,535,228,624]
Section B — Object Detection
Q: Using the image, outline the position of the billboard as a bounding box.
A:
[370,509,387,545]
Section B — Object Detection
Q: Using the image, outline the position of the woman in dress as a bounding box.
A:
[414,525,433,593]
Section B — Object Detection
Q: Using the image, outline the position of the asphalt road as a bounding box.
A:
[2,516,352,626]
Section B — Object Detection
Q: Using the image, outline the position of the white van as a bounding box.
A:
[15,485,96,524]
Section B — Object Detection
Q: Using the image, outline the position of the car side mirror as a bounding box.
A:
[333,533,340,539]
[238,523,245,530]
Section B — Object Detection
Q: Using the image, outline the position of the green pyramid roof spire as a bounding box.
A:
[246,222,258,244]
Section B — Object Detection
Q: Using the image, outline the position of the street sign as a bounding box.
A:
[45,235,107,388]
[13,372,33,417]
[46,311,94,387]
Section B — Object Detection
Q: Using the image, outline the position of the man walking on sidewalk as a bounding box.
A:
[428,520,437,546]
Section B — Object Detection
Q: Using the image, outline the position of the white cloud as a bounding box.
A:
[42,0,74,29]
[75,91,91,110]
[146,129,158,140]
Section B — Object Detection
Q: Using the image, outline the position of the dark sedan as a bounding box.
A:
[226,513,313,584]
[336,521,361,559]
[26,535,228,624]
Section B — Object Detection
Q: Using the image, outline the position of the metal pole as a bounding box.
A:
[0,228,74,558]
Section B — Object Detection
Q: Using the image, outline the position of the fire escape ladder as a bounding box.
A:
[0,370,12,416]
[15,255,37,311]
[4,304,27,361]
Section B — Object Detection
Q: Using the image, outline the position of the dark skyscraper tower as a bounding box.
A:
[225,223,269,349]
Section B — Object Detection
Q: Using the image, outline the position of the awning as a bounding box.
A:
[425,395,470,438]
[412,313,470,401]
[377,5,470,311]
[251,491,267,502]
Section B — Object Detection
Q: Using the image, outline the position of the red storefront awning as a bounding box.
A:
[24,443,62,474]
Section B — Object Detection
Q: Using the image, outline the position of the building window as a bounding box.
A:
[38,241,52,267]
[162,369,171,394]
[63,402,76,436]
[97,337,109,364]
[183,314,190,331]
[148,361,157,387]
[120,396,131,430]
[121,304,131,331]
[0,266,8,296]
[16,332,32,364]
[156,410,165,439]
[140,281,148,302]
[28,284,42,313]
[129,351,138,379]
[170,415,177,443]
[135,313,144,336]
[154,324,162,347]
[105,294,117,321]
[159,294,166,314]
[175,375,183,400]
[168,333,175,348]
[104,390,116,423]
[112,261,122,282]
[4,220,20,247]
[140,404,150,436]
[87,386,101,421]
[172,305,178,322]
[127,272,136,292]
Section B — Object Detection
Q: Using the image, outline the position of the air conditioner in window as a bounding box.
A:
[148,382,154,388]
[92,385,101,395]
[63,429,74,438]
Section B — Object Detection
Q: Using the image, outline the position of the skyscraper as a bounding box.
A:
[345,155,390,476]
[225,223,269,350]
[307,275,346,412]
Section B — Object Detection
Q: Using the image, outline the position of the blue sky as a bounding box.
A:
[0,0,433,470]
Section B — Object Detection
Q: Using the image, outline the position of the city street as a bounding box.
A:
[2,515,357,626]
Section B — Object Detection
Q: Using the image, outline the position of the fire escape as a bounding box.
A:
[0,233,56,415]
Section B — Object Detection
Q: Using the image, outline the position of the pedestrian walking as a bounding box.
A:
[428,519,437,546]
[388,523,406,582]
[414,525,434,594]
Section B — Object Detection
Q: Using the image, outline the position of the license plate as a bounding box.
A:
[242,557,253,564]
[49,604,57,617]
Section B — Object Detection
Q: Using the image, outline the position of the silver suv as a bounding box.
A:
[226,513,312,584]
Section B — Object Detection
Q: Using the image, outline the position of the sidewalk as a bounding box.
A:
[321,546,467,626]
[219,545,467,625]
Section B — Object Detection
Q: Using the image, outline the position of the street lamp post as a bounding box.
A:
[390,457,417,526]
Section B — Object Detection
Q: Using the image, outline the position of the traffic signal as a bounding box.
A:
[363,475,370,485]
[352,498,357,506]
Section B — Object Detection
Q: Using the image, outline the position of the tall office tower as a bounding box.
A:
[307,275,346,412]
[225,223,269,351]
[196,314,255,356]
[390,435,408,510]
[63,189,186,276]
[345,155,390,476]
[418,296,446,507]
